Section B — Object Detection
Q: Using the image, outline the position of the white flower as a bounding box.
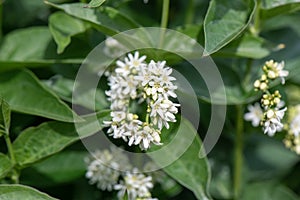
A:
[275,61,289,84]
[290,114,300,137]
[116,59,132,77]
[135,64,155,86]
[244,103,263,127]
[120,75,139,99]
[131,125,162,150]
[151,61,176,86]
[263,107,287,136]
[103,37,125,58]
[150,98,179,129]
[127,51,147,69]
[114,169,156,200]
[85,147,131,191]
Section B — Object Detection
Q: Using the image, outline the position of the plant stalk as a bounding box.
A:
[243,59,253,89]
[0,1,3,40]
[251,0,261,36]
[4,134,19,183]
[159,0,170,48]
[185,0,195,24]
[4,134,15,165]
[233,105,244,199]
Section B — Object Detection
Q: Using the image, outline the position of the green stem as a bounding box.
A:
[233,105,244,199]
[185,0,195,24]
[251,0,261,36]
[4,135,15,165]
[243,59,253,88]
[4,134,19,183]
[0,1,3,40]
[159,0,170,48]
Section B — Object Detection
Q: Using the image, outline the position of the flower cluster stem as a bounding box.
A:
[185,0,195,24]
[0,2,3,40]
[250,0,261,36]
[233,105,244,199]
[159,0,170,47]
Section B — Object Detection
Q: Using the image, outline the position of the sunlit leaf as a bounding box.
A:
[0,153,12,179]
[0,70,81,122]
[0,184,58,200]
[45,2,139,35]
[49,12,91,54]
[13,110,109,167]
[203,0,256,55]
[85,0,106,8]
[261,0,300,19]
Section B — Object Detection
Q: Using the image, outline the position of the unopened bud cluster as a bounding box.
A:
[104,51,179,150]
[245,60,288,136]
[254,60,288,91]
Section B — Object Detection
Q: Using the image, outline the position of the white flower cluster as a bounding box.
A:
[284,105,300,155]
[104,51,179,150]
[85,147,158,200]
[114,168,157,200]
[245,60,288,136]
[84,146,131,191]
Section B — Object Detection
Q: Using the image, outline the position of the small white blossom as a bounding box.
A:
[275,61,289,84]
[130,125,162,150]
[150,98,179,130]
[85,147,131,191]
[127,51,147,69]
[244,103,263,127]
[290,114,300,137]
[263,107,287,136]
[103,37,125,58]
[114,169,156,200]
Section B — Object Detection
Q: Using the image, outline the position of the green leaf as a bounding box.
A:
[0,27,52,61]
[12,110,110,167]
[3,0,50,29]
[261,0,300,19]
[85,0,106,8]
[49,12,91,54]
[262,13,300,37]
[216,34,270,59]
[31,151,87,184]
[0,70,81,122]
[0,60,83,73]
[0,27,85,72]
[0,99,11,135]
[149,118,211,200]
[43,76,109,111]
[0,184,58,200]
[45,2,139,35]
[203,0,256,55]
[241,181,299,200]
[0,153,12,179]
